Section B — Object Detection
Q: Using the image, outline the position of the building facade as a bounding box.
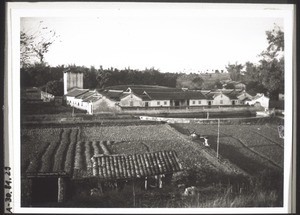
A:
[63,69,84,95]
[62,70,265,114]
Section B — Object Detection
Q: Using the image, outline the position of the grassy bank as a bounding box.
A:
[27,167,282,208]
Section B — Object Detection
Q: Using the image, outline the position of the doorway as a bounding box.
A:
[31,177,58,205]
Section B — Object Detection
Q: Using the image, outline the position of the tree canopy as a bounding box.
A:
[258,25,284,99]
[232,25,284,100]
[176,74,204,89]
[20,23,60,67]
[225,62,243,82]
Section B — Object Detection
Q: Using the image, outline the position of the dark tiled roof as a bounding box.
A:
[205,92,216,100]
[82,95,102,102]
[205,90,239,100]
[91,151,182,180]
[225,92,238,100]
[101,91,124,101]
[130,88,183,97]
[146,91,206,100]
[200,90,211,95]
[76,91,96,99]
[65,89,89,97]
[105,85,175,91]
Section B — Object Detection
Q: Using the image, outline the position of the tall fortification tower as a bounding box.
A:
[63,69,84,95]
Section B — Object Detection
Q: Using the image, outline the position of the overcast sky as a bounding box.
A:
[21,6,284,73]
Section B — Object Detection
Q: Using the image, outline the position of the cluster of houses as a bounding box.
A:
[62,70,270,114]
[21,87,63,105]
[22,70,271,115]
[64,85,270,115]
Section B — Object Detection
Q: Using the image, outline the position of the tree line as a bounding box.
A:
[21,23,284,100]
[21,65,181,96]
[225,25,284,100]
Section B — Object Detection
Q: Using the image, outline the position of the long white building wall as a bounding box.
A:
[148,100,170,107]
[189,99,208,106]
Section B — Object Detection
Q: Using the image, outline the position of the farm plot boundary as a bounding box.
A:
[164,125,249,176]
[171,123,284,175]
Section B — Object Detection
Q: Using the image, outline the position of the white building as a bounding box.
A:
[63,69,84,95]
[245,93,270,110]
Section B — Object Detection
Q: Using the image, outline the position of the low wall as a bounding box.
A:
[120,106,260,115]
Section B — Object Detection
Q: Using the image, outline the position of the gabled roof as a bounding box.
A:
[100,90,124,101]
[91,151,182,180]
[205,90,239,100]
[237,91,253,101]
[119,91,144,100]
[65,89,89,97]
[200,90,211,95]
[225,93,238,100]
[252,93,269,100]
[205,92,217,100]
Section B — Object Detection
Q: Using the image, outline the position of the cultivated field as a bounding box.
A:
[21,124,240,176]
[171,122,284,175]
[21,119,284,207]
[22,121,284,177]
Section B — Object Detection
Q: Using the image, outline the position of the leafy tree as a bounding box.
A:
[214,79,223,89]
[259,25,284,100]
[261,24,284,60]
[243,62,260,83]
[83,66,98,89]
[21,63,51,87]
[21,63,65,89]
[20,22,60,67]
[246,81,267,95]
[97,69,112,89]
[225,62,243,81]
[43,80,64,96]
[224,83,236,89]
[176,74,203,89]
[259,58,284,99]
[95,66,179,88]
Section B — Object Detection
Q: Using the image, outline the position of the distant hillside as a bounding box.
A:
[199,73,230,81]
[198,73,231,89]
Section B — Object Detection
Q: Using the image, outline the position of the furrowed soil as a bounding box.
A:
[21,118,284,207]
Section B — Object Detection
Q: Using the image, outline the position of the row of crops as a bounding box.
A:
[22,122,282,179]
[22,127,113,178]
[81,124,236,173]
[173,123,284,174]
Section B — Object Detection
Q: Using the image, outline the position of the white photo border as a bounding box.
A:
[5,2,295,214]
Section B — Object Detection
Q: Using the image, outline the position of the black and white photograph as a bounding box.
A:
[4,2,295,214]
